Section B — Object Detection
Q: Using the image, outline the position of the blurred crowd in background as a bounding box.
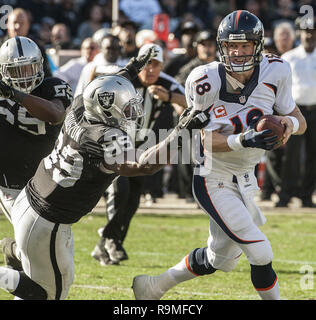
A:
[0,0,315,207]
[1,0,314,50]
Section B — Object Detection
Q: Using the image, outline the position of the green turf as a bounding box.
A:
[0,210,315,300]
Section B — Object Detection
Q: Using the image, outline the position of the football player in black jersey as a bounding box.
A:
[0,46,210,300]
[0,36,73,223]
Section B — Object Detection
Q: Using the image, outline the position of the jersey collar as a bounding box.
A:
[218,63,260,105]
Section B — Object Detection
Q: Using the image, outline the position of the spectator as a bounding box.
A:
[37,17,55,48]
[271,0,297,28]
[262,36,278,55]
[174,14,204,39]
[175,30,217,86]
[163,21,199,77]
[0,7,52,77]
[185,0,217,31]
[120,0,162,29]
[92,43,187,266]
[260,21,297,201]
[92,27,112,48]
[54,0,79,37]
[159,0,184,32]
[273,21,296,55]
[99,0,130,28]
[135,29,157,48]
[75,34,124,97]
[76,3,107,44]
[112,21,139,64]
[278,19,316,207]
[50,23,75,50]
[53,38,99,93]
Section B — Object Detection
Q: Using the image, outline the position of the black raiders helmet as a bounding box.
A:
[217,10,264,72]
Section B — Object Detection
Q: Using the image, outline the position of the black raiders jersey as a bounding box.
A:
[0,77,73,190]
[26,96,133,224]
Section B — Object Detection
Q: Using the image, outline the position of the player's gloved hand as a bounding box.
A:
[123,46,158,80]
[0,80,15,100]
[240,117,278,150]
[0,80,26,103]
[176,107,210,131]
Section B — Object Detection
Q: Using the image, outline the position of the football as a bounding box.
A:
[255,115,285,149]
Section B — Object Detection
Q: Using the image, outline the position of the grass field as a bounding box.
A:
[0,208,315,300]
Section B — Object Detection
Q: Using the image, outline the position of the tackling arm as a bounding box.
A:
[117,46,159,81]
[0,80,66,124]
[100,108,210,176]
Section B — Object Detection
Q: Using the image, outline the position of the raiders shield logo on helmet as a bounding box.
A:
[97,92,115,110]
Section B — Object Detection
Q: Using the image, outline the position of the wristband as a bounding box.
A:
[287,116,299,134]
[227,133,244,151]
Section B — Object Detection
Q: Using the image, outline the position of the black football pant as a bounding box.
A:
[278,106,316,202]
[299,107,316,201]
[101,176,145,242]
[261,148,284,197]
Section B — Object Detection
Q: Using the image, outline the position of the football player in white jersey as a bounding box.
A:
[132,10,307,300]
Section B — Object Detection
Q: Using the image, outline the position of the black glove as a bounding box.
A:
[240,117,278,150]
[0,80,15,100]
[177,107,210,131]
[122,46,159,80]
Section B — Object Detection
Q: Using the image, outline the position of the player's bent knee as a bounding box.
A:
[213,257,240,272]
[245,240,273,266]
[250,262,277,290]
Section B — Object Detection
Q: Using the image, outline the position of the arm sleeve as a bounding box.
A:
[185,65,221,131]
[184,66,216,111]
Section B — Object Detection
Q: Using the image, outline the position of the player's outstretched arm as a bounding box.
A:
[117,46,158,81]
[101,108,210,176]
[0,80,66,124]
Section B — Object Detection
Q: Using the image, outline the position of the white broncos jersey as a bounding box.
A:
[185,54,296,175]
